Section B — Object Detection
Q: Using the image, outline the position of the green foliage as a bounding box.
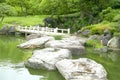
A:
[85,39,103,48]
[100,7,120,22]
[111,0,120,9]
[114,32,120,37]
[0,0,5,3]
[6,0,32,16]
[37,0,71,15]
[110,13,120,32]
[78,0,111,24]
[0,3,16,16]
[53,35,63,40]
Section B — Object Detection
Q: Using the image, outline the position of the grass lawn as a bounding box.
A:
[0,15,50,28]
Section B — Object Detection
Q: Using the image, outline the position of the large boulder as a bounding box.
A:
[62,36,86,46]
[99,29,112,46]
[81,29,91,36]
[88,35,99,40]
[0,26,9,35]
[17,36,55,49]
[8,26,16,35]
[45,39,85,55]
[26,34,46,41]
[100,34,112,46]
[25,48,72,70]
[107,37,120,48]
[56,58,108,80]
[0,26,16,35]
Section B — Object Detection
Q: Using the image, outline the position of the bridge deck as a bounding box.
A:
[17,26,70,35]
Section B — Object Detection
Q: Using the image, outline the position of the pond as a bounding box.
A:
[0,35,120,80]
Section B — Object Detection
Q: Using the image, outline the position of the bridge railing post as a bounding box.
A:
[25,26,27,30]
[54,27,58,33]
[68,28,70,34]
[46,27,48,32]
[62,29,64,33]
[42,27,45,32]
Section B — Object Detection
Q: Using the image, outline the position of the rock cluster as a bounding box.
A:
[18,35,108,80]
[0,26,16,35]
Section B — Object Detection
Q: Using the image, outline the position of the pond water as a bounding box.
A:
[0,35,120,80]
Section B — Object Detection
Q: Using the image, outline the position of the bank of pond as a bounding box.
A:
[0,35,120,80]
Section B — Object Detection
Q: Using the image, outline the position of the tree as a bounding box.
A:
[0,3,16,23]
[6,0,31,16]
[78,0,110,24]
[111,0,120,9]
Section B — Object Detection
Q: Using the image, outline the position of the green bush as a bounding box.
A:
[113,14,120,22]
[85,39,103,48]
[114,32,120,37]
[100,7,120,22]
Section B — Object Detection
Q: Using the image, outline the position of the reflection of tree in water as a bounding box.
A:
[28,68,65,80]
[108,51,120,62]
[96,50,120,62]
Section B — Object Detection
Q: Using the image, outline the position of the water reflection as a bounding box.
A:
[96,50,120,62]
[0,62,43,80]
[108,52,120,62]
[0,35,65,80]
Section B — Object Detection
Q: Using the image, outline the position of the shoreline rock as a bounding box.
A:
[56,58,108,80]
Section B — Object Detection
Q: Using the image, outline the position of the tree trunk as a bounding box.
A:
[0,16,4,23]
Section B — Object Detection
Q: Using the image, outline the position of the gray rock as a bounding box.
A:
[107,37,120,48]
[8,26,16,35]
[0,26,9,35]
[62,36,87,46]
[45,38,85,55]
[25,48,72,70]
[88,35,99,40]
[56,58,108,80]
[104,29,109,36]
[99,29,112,46]
[76,30,82,34]
[81,29,91,36]
[100,34,112,46]
[26,34,45,41]
[17,36,55,49]
[0,26,16,35]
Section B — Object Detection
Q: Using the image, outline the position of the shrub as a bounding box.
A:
[85,39,103,48]
[99,7,119,22]
[114,32,120,37]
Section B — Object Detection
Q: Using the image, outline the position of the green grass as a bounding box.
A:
[85,39,103,48]
[0,15,50,28]
[53,35,63,40]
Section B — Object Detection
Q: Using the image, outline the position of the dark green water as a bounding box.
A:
[0,35,120,80]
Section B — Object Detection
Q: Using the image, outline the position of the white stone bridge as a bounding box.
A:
[16,26,70,36]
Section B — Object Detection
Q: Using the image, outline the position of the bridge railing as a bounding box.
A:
[17,26,70,34]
